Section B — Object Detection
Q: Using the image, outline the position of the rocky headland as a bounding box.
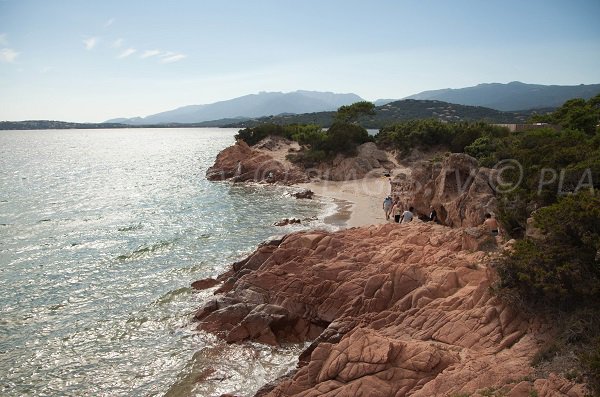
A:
[195,137,590,396]
[192,223,586,396]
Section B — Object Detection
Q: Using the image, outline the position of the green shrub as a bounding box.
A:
[531,94,600,135]
[235,123,287,145]
[320,122,373,156]
[290,125,327,146]
[376,119,508,156]
[497,192,600,306]
[581,339,600,392]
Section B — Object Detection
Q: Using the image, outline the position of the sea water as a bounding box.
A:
[0,128,335,396]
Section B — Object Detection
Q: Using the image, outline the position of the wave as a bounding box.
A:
[115,240,175,261]
[153,287,190,305]
[117,223,143,232]
[310,196,345,232]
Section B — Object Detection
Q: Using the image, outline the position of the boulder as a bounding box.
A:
[525,215,546,240]
[273,218,301,227]
[191,278,220,290]
[292,189,314,199]
[324,142,396,181]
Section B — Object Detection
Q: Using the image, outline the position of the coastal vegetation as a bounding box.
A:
[235,103,375,167]
[375,119,509,154]
[487,95,600,393]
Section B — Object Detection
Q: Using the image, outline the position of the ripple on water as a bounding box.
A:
[0,128,328,397]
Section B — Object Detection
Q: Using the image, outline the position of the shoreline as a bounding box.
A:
[299,176,392,228]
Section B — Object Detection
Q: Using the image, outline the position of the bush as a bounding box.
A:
[376,119,508,155]
[235,123,289,145]
[320,122,372,156]
[497,192,600,306]
[531,94,600,135]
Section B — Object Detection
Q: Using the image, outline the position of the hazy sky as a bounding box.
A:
[1,0,599,122]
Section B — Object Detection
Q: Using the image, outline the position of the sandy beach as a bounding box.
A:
[300,176,393,228]
[256,137,407,229]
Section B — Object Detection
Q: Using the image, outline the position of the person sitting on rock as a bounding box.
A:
[400,206,414,223]
[383,196,393,220]
[483,213,500,236]
[428,206,438,223]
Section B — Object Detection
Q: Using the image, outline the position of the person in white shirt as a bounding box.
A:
[400,206,414,223]
[383,196,393,220]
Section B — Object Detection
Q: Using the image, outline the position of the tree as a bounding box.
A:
[334,101,376,123]
[530,95,600,135]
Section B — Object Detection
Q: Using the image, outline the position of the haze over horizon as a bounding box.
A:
[1,0,599,123]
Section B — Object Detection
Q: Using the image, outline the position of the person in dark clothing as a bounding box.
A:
[428,206,438,223]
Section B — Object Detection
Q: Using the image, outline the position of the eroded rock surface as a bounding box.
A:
[322,142,397,181]
[193,223,586,396]
[392,153,499,227]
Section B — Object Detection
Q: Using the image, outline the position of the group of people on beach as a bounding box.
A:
[382,196,435,224]
[382,195,500,236]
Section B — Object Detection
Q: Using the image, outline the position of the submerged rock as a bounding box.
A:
[191,278,220,290]
[273,218,301,227]
[291,189,314,199]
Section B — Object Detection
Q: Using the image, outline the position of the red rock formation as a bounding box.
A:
[193,223,587,396]
[318,142,397,181]
[206,140,307,184]
[392,153,499,228]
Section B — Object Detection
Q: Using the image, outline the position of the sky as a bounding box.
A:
[0,0,599,122]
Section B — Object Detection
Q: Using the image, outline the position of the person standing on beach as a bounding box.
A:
[392,200,402,223]
[400,206,414,223]
[383,196,393,220]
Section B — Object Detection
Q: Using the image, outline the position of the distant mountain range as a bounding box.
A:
[106,90,362,125]
[0,99,546,130]
[403,81,600,111]
[104,83,600,125]
[3,83,598,130]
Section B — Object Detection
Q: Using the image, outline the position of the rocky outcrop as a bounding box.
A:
[273,218,302,227]
[321,142,397,181]
[291,189,314,199]
[206,140,307,184]
[392,153,498,228]
[206,138,399,184]
[193,223,586,396]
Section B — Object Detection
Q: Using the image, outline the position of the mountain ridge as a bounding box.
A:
[1,99,552,130]
[105,90,363,125]
[105,82,600,125]
[404,81,600,111]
